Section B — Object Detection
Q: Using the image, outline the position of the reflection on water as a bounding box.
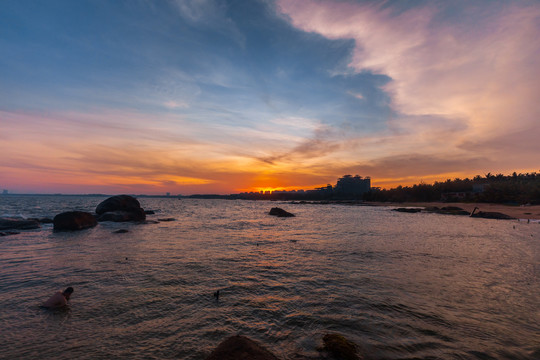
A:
[0,196,539,359]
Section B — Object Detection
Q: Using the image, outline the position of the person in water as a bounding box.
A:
[42,287,73,308]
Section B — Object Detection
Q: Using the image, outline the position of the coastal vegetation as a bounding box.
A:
[364,172,540,204]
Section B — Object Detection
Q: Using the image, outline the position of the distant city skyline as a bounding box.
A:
[1,1,539,195]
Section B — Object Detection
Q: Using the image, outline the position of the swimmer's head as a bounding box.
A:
[63,287,74,299]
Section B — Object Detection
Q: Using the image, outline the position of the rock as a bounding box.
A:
[205,335,279,360]
[144,210,156,215]
[471,211,515,220]
[0,231,20,236]
[441,206,464,211]
[53,211,97,231]
[392,207,422,213]
[0,218,40,230]
[321,334,361,360]
[113,229,129,233]
[424,207,470,216]
[95,195,146,222]
[141,220,160,224]
[157,218,176,222]
[97,210,145,222]
[269,207,295,217]
[28,217,54,224]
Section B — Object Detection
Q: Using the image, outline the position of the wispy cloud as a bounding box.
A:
[278,0,540,172]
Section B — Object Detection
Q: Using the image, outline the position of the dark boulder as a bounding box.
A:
[53,211,97,231]
[0,218,40,231]
[95,195,146,222]
[113,229,129,234]
[269,207,295,217]
[321,334,362,360]
[205,335,279,360]
[157,218,176,222]
[144,210,156,215]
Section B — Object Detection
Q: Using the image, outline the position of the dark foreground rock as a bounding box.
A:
[53,211,97,231]
[269,207,295,217]
[96,195,146,222]
[0,218,40,231]
[205,335,279,360]
[321,334,361,360]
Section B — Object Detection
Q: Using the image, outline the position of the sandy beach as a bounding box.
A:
[365,202,540,220]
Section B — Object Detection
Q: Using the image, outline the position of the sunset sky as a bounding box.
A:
[1,0,539,195]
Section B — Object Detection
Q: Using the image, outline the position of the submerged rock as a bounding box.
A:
[53,211,97,231]
[28,217,54,224]
[392,207,422,213]
[321,334,361,360]
[0,231,20,236]
[97,211,144,222]
[95,195,146,222]
[269,207,295,217]
[471,211,515,220]
[157,218,176,222]
[205,335,279,360]
[424,206,470,216]
[113,229,129,234]
[0,218,40,231]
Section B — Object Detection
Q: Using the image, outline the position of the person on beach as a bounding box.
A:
[42,287,73,308]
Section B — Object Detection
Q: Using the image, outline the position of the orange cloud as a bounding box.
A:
[278,0,540,178]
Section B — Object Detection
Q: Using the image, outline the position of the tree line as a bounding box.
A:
[364,172,540,204]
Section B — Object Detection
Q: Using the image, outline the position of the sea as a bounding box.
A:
[1,195,539,360]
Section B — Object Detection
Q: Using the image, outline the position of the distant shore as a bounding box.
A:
[364,201,540,220]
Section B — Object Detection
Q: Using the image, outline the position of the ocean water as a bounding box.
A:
[0,196,539,360]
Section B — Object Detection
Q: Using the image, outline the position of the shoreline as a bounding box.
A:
[363,201,540,220]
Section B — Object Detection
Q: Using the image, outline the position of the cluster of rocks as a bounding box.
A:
[52,195,147,231]
[393,206,514,219]
[1,197,294,236]
[205,333,362,360]
[0,195,150,234]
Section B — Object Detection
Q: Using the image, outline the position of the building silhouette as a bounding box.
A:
[334,175,371,197]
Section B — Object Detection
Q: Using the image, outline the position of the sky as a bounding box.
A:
[1,0,539,195]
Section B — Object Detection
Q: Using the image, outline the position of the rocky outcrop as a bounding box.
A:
[95,195,146,222]
[53,211,97,231]
[205,335,279,360]
[321,334,362,360]
[269,207,295,217]
[0,218,40,231]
